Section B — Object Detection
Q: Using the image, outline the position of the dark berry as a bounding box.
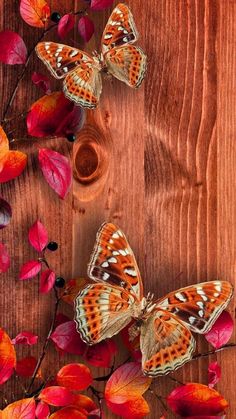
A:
[47,241,58,251]
[55,277,65,288]
[51,12,61,23]
[66,133,76,143]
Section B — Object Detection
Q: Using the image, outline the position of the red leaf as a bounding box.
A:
[0,243,10,273]
[105,362,151,404]
[40,269,56,293]
[0,31,27,65]
[0,126,27,183]
[208,362,221,388]
[28,220,48,252]
[27,92,84,138]
[106,397,150,419]
[36,401,50,419]
[50,408,87,418]
[58,14,75,39]
[38,148,72,199]
[19,260,41,280]
[12,331,38,345]
[85,339,117,368]
[0,328,16,385]
[71,394,97,413]
[167,383,228,416]
[15,356,38,377]
[2,397,36,418]
[78,16,95,43]
[0,197,12,229]
[39,386,73,407]
[56,363,93,391]
[20,0,50,28]
[55,313,71,328]
[204,311,234,349]
[90,0,114,11]
[32,72,51,94]
[50,321,86,355]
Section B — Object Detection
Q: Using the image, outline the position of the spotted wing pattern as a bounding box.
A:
[36,42,94,79]
[140,309,196,376]
[157,281,233,334]
[75,283,134,344]
[101,3,139,54]
[88,223,143,300]
[105,45,147,88]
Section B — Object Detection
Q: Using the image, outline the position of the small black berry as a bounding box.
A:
[55,277,65,288]
[66,133,76,143]
[47,241,58,251]
[50,12,61,23]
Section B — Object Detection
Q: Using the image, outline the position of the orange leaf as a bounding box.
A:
[71,394,97,413]
[107,397,150,419]
[56,363,93,391]
[49,408,87,419]
[0,127,9,161]
[20,0,50,28]
[167,383,229,416]
[0,328,16,385]
[105,362,151,404]
[0,151,27,183]
[2,397,36,418]
[61,278,90,305]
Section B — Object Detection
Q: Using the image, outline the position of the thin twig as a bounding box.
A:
[192,342,236,361]
[149,389,168,413]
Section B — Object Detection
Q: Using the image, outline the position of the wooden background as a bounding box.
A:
[0,0,236,417]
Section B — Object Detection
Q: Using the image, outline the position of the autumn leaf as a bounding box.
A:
[35,401,50,419]
[15,356,40,378]
[61,278,89,305]
[40,269,56,293]
[39,386,73,407]
[28,220,48,252]
[0,328,16,385]
[71,394,97,414]
[106,397,150,419]
[204,311,234,349]
[19,260,41,280]
[208,362,221,388]
[50,321,86,355]
[49,408,87,418]
[0,31,27,65]
[12,331,38,345]
[78,17,95,43]
[167,383,228,416]
[85,339,117,368]
[20,0,50,28]
[2,397,36,418]
[90,0,115,11]
[0,243,10,273]
[0,198,12,229]
[58,14,75,39]
[32,72,51,94]
[56,364,93,391]
[0,126,27,183]
[38,149,72,199]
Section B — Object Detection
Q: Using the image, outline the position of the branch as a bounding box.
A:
[192,342,236,361]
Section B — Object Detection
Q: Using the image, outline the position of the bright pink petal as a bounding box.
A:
[12,331,38,345]
[78,16,95,42]
[204,311,234,349]
[0,30,27,64]
[40,269,56,293]
[90,0,114,11]
[38,148,72,199]
[0,243,10,273]
[58,14,75,39]
[28,220,48,252]
[19,260,41,280]
[32,72,51,94]
[50,321,86,355]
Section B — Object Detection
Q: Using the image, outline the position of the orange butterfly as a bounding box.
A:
[75,223,233,377]
[35,3,147,109]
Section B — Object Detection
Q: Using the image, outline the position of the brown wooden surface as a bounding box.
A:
[0,0,236,417]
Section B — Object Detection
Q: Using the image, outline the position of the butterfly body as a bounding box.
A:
[75,223,233,377]
[36,4,147,109]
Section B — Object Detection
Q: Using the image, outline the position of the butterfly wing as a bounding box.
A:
[36,42,94,79]
[88,222,143,300]
[63,64,102,108]
[157,281,233,334]
[105,45,147,88]
[75,283,134,344]
[140,309,196,376]
[102,3,139,54]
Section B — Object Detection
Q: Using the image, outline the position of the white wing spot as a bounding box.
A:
[112,232,119,239]
[198,310,204,318]
[57,63,62,68]
[63,67,69,73]
[112,251,120,256]
[103,273,110,280]
[175,292,187,302]
[124,268,137,277]
[108,257,117,264]
[70,50,78,57]
[214,292,220,297]
[101,261,109,268]
[189,316,196,324]
[197,301,204,309]
[215,285,221,292]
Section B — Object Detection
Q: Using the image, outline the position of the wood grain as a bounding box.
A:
[0,0,235,417]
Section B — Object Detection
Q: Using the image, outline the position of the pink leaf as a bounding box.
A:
[50,321,86,355]
[85,339,117,368]
[204,311,234,349]
[36,401,50,419]
[39,386,73,407]
[12,331,38,345]
[90,0,114,11]
[0,243,10,273]
[78,16,95,43]
[55,313,71,328]
[58,14,75,39]
[19,260,41,280]
[28,220,48,252]
[32,72,51,94]
[0,30,27,64]
[208,362,221,388]
[38,148,72,199]
[40,269,56,293]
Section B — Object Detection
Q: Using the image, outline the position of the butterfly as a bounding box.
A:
[35,3,147,109]
[74,223,233,377]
